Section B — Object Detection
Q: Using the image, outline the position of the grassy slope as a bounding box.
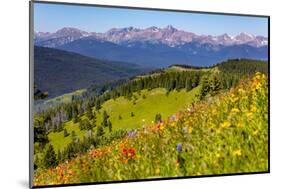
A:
[48,121,86,153]
[136,65,217,79]
[166,66,211,72]
[45,89,86,104]
[96,87,200,130]
[34,73,268,186]
[49,87,200,152]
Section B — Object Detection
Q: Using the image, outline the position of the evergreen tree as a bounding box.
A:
[108,121,112,133]
[96,125,104,137]
[131,112,135,117]
[71,131,76,139]
[96,99,101,111]
[63,128,69,137]
[102,110,109,127]
[79,119,92,130]
[209,75,222,95]
[199,75,211,99]
[56,124,63,132]
[155,113,162,123]
[73,114,78,123]
[199,74,222,99]
[34,120,49,147]
[86,120,93,130]
[86,106,93,120]
[42,144,58,168]
[91,112,97,128]
[57,149,63,163]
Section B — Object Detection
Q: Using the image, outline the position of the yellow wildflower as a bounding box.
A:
[221,121,231,128]
[250,105,257,113]
[254,82,262,90]
[188,127,193,134]
[246,112,253,118]
[155,168,160,174]
[236,123,244,128]
[255,72,262,79]
[159,124,164,131]
[238,88,245,93]
[253,130,259,136]
[233,149,242,156]
[231,108,240,113]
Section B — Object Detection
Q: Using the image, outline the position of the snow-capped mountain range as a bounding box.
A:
[34,26,268,67]
[35,26,268,48]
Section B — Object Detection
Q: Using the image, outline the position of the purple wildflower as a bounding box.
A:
[170,115,176,122]
[128,130,137,138]
[177,143,182,152]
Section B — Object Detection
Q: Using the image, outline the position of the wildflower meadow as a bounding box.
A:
[34,72,268,186]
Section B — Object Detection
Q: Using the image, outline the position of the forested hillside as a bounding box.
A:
[34,46,148,98]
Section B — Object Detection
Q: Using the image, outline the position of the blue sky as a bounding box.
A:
[34,2,268,37]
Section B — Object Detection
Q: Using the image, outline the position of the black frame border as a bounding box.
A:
[29,1,270,188]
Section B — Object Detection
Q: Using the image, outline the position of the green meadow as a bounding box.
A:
[48,87,200,152]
